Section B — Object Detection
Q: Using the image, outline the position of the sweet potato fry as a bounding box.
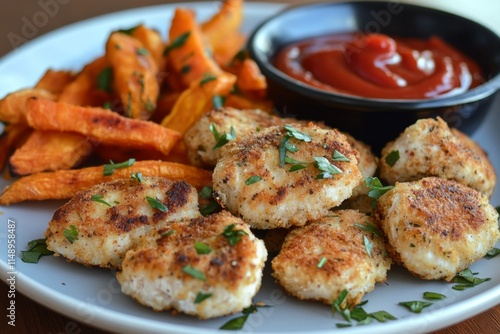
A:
[58,56,112,107]
[236,58,267,92]
[0,160,212,205]
[224,93,273,112]
[9,131,92,175]
[0,123,31,171]
[201,0,243,52]
[160,72,236,134]
[0,89,57,124]
[35,69,76,94]
[106,32,159,120]
[131,24,165,67]
[26,98,181,156]
[166,8,224,88]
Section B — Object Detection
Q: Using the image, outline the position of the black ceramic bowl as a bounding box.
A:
[248,1,500,153]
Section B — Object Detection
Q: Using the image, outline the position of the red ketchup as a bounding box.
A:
[274,33,484,99]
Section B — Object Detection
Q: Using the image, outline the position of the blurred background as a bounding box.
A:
[1,0,499,57]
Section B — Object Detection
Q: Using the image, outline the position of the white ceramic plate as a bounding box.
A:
[0,2,499,334]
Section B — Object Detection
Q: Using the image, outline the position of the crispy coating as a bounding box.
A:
[45,177,200,269]
[183,107,288,168]
[272,210,391,306]
[374,177,500,281]
[213,124,362,229]
[117,211,267,319]
[379,117,496,197]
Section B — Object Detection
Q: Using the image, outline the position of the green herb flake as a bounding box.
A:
[181,64,192,74]
[220,314,249,330]
[423,292,447,300]
[336,323,352,328]
[385,150,400,167]
[332,150,350,162]
[146,196,168,212]
[200,201,222,216]
[398,301,433,313]
[354,222,381,237]
[63,225,79,244]
[199,186,213,199]
[486,248,500,259]
[289,164,307,172]
[452,268,491,290]
[161,230,175,237]
[21,238,54,263]
[194,241,212,255]
[103,101,112,109]
[245,175,262,185]
[212,95,226,109]
[369,310,397,322]
[231,49,248,65]
[131,172,143,183]
[210,123,236,149]
[279,135,291,167]
[365,177,394,209]
[91,194,112,207]
[363,236,374,257]
[163,31,191,56]
[103,158,135,176]
[97,67,113,93]
[284,124,311,142]
[221,223,248,246]
[317,257,327,269]
[314,157,343,179]
[182,265,206,281]
[332,289,351,322]
[194,292,212,304]
[136,47,149,56]
[145,99,155,112]
[116,25,139,35]
[200,74,217,87]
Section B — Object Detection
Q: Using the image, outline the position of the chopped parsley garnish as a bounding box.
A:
[230,49,248,65]
[97,67,113,92]
[317,257,327,269]
[368,310,397,322]
[103,158,135,176]
[423,292,446,300]
[199,186,213,199]
[131,171,143,183]
[354,222,381,238]
[452,268,491,290]
[365,177,394,199]
[210,123,236,149]
[194,242,212,255]
[181,64,191,74]
[103,101,112,109]
[146,196,168,212]
[21,238,54,263]
[245,175,262,185]
[91,194,112,207]
[63,225,79,244]
[182,265,206,281]
[485,248,500,259]
[136,47,149,56]
[116,25,139,35]
[145,99,155,112]
[284,124,311,142]
[332,150,350,162]
[200,73,217,86]
[194,292,212,304]
[398,300,433,313]
[363,236,374,257]
[160,230,175,237]
[219,303,270,330]
[314,156,343,179]
[220,224,248,246]
[163,31,191,56]
[332,290,351,321]
[212,95,226,109]
[385,150,400,167]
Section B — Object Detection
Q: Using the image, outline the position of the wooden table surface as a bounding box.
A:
[1,0,499,333]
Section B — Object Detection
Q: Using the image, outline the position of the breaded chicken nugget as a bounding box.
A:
[184,107,287,168]
[213,124,362,229]
[343,132,378,197]
[45,176,200,269]
[272,210,391,306]
[117,211,267,319]
[374,177,499,281]
[379,117,496,197]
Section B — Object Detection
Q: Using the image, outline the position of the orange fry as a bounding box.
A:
[0,160,212,205]
[0,123,31,171]
[160,72,236,134]
[26,98,181,156]
[35,69,76,94]
[106,32,159,120]
[0,89,56,124]
[131,24,165,67]
[167,8,224,87]
[9,130,92,175]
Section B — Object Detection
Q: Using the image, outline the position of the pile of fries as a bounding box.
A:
[0,0,270,205]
